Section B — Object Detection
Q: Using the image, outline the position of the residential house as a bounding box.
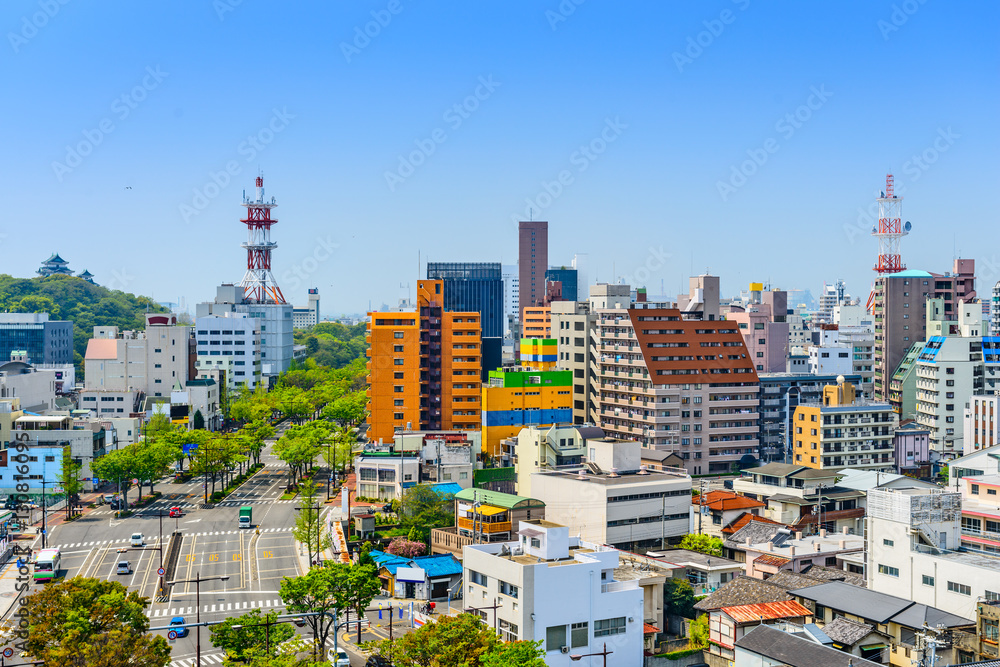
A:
[430,487,546,557]
[368,550,463,601]
[643,549,743,596]
[708,599,811,664]
[790,580,974,667]
[952,599,1000,663]
[690,490,765,538]
[734,624,883,667]
[743,528,864,580]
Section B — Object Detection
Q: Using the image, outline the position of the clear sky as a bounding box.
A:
[3,1,997,316]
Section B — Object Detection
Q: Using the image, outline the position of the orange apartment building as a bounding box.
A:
[522,305,551,338]
[367,280,482,443]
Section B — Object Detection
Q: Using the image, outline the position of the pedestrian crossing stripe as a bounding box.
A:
[150,599,284,617]
[169,653,225,666]
[54,527,291,549]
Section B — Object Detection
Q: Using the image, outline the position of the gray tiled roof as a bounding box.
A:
[693,576,791,612]
[736,625,883,667]
[799,564,865,587]
[820,616,874,645]
[790,581,973,626]
[724,521,786,549]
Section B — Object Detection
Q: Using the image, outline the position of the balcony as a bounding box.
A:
[457,517,511,534]
[961,525,1000,543]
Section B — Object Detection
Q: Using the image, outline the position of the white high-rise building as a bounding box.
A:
[992,280,1000,336]
[502,263,519,337]
[194,312,262,391]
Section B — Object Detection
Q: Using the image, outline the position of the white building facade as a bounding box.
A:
[462,521,644,667]
[194,312,261,392]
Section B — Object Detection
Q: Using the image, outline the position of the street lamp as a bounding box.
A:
[167,573,230,667]
[570,642,613,666]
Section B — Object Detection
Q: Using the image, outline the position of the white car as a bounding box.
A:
[130,533,143,547]
[328,648,350,666]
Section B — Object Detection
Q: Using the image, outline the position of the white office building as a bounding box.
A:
[529,438,691,550]
[964,393,1000,455]
[865,486,995,621]
[462,520,643,667]
[194,312,261,392]
[293,288,321,329]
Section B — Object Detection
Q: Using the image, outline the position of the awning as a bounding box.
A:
[519,527,543,538]
[395,566,426,583]
[860,643,887,650]
[429,577,453,583]
[643,623,660,635]
[474,505,507,517]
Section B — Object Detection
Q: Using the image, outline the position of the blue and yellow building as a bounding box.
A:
[519,337,557,370]
[481,365,573,457]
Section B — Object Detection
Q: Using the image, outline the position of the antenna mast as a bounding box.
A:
[872,174,909,274]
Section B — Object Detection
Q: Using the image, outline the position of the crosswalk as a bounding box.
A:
[169,654,225,666]
[55,527,291,549]
[150,598,285,618]
[89,498,301,515]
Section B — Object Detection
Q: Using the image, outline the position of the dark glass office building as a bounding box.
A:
[545,268,578,302]
[427,262,503,376]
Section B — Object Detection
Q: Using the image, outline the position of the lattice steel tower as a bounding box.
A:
[239,175,286,304]
[872,173,910,274]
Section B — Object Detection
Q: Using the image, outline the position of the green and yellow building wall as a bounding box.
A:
[481,366,573,457]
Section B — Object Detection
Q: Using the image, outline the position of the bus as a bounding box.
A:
[34,548,61,583]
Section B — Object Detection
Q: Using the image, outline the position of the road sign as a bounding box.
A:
[158,568,165,576]
[4,647,14,657]
[167,630,177,641]
[132,478,138,485]
[92,477,99,485]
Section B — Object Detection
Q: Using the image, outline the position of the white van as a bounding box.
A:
[130,533,143,547]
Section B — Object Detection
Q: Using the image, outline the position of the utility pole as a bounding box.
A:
[698,479,707,535]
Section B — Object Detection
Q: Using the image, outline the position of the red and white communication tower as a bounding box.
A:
[872,173,910,274]
[239,175,286,304]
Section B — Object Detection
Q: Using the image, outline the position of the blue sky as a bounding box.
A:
[2,1,997,315]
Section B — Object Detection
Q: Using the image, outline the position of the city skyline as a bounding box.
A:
[3,2,997,315]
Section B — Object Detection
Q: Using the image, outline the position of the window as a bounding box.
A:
[546,626,566,651]
[972,484,980,495]
[499,580,518,598]
[394,332,405,339]
[595,617,626,637]
[393,345,404,352]
[394,372,404,379]
[468,570,487,586]
[883,539,894,547]
[393,359,404,366]
[394,385,404,393]
[947,581,971,596]
[922,575,935,587]
[878,564,899,577]
[571,622,588,648]
[499,619,519,643]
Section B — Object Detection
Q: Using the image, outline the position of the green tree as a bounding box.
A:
[293,479,332,565]
[209,608,293,662]
[22,576,170,667]
[92,447,138,509]
[481,640,547,667]
[678,533,723,557]
[663,577,697,619]
[399,484,454,543]
[192,409,205,430]
[688,614,709,648]
[57,445,83,520]
[364,613,498,667]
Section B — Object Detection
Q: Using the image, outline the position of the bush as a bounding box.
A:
[211,491,224,502]
[662,647,703,660]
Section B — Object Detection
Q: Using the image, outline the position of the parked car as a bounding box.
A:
[365,656,390,667]
[168,507,182,518]
[110,499,125,510]
[102,494,116,505]
[116,560,132,575]
[328,648,350,667]
[169,617,189,638]
[131,533,144,547]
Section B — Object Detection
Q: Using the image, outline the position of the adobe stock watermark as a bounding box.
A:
[621,246,672,290]
[51,66,169,183]
[179,107,295,223]
[841,127,959,245]
[104,267,135,292]
[878,0,929,40]
[282,236,340,292]
[340,0,403,63]
[672,0,751,73]
[508,116,627,226]
[214,0,243,21]
[8,0,71,54]
[546,0,585,31]
[716,84,832,202]
[384,75,501,192]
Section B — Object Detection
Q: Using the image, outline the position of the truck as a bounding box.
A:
[34,548,61,583]
[238,506,252,528]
